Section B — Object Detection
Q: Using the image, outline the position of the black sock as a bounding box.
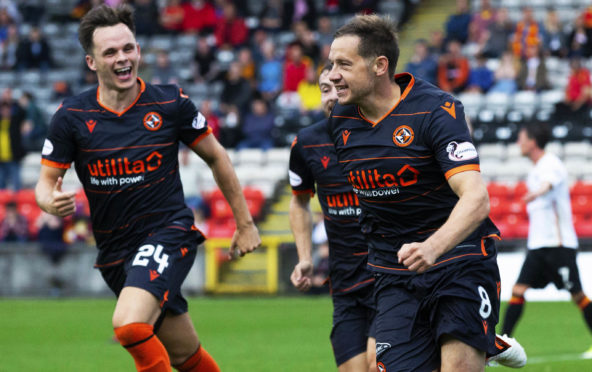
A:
[502,296,525,336]
[578,297,592,333]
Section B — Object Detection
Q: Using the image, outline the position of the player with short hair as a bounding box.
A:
[289,64,377,372]
[501,122,592,347]
[325,14,524,371]
[35,5,260,372]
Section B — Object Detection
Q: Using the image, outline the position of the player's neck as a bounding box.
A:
[358,80,401,123]
[97,80,141,113]
[530,148,545,163]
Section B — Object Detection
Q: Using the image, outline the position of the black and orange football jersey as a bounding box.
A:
[41,78,211,266]
[327,73,499,274]
[289,120,374,294]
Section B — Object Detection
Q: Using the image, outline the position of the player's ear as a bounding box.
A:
[374,56,389,77]
[136,43,141,61]
[86,54,96,72]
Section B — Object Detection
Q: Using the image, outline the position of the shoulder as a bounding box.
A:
[51,88,95,119]
[297,119,330,144]
[142,82,184,102]
[405,75,458,112]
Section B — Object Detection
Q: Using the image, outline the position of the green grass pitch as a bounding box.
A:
[1,298,591,371]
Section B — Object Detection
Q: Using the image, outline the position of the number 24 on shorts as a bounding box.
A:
[132,244,170,274]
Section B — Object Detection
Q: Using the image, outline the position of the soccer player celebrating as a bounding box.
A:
[325,14,521,371]
[35,5,260,372]
[502,123,592,347]
[289,65,377,372]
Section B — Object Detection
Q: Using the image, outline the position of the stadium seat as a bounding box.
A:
[0,189,14,204]
[487,182,511,198]
[479,143,506,160]
[512,91,538,116]
[545,142,563,157]
[574,217,592,238]
[15,189,37,206]
[513,182,528,199]
[265,148,291,166]
[571,181,592,197]
[571,195,592,217]
[207,218,236,238]
[564,141,590,159]
[236,148,265,166]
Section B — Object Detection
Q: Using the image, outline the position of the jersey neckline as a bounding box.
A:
[96,77,147,117]
[357,72,415,127]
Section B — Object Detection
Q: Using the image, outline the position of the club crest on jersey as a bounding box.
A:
[446,141,478,161]
[393,125,414,147]
[321,156,330,169]
[143,112,163,131]
[377,362,386,372]
[85,119,97,133]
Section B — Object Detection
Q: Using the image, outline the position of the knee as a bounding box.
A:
[169,343,201,368]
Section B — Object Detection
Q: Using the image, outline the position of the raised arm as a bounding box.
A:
[35,165,77,217]
[289,192,314,291]
[191,134,261,257]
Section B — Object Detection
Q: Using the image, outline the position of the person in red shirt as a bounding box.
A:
[437,40,470,93]
[181,0,217,34]
[555,57,592,123]
[283,42,310,92]
[214,2,248,49]
[160,0,184,34]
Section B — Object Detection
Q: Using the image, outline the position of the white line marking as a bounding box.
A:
[526,352,592,364]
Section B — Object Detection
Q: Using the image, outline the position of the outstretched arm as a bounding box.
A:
[35,165,76,217]
[191,134,261,257]
[289,193,314,291]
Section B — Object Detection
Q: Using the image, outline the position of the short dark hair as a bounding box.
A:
[334,14,399,80]
[78,4,135,55]
[522,122,551,149]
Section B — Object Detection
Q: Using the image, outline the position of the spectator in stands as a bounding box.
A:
[444,0,472,44]
[51,80,73,101]
[517,43,550,92]
[480,7,514,58]
[405,38,438,86]
[70,0,104,20]
[466,53,493,93]
[282,0,318,31]
[297,65,322,116]
[293,21,321,64]
[437,39,470,94]
[0,7,15,45]
[427,29,446,58]
[568,15,592,58]
[15,26,52,73]
[181,0,217,34]
[237,47,256,85]
[160,0,184,34]
[0,201,28,242]
[80,63,98,89]
[489,51,519,94]
[554,57,592,124]
[149,49,178,85]
[342,0,379,15]
[257,39,283,102]
[18,91,46,152]
[133,0,160,36]
[0,91,25,191]
[258,0,283,32]
[0,23,18,70]
[192,36,219,83]
[200,100,220,139]
[469,0,497,45]
[64,214,93,244]
[214,2,248,49]
[36,211,68,296]
[283,42,309,93]
[220,61,252,116]
[237,97,276,151]
[511,6,544,58]
[316,15,334,49]
[36,211,68,264]
[542,8,567,58]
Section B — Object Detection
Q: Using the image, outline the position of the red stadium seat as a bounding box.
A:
[506,200,527,218]
[487,182,511,198]
[15,189,37,206]
[513,182,528,199]
[571,195,592,217]
[488,196,506,220]
[575,217,592,238]
[243,186,265,219]
[571,181,592,197]
[207,219,236,238]
[0,189,15,204]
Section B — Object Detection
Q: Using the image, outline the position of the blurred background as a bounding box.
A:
[1,0,592,301]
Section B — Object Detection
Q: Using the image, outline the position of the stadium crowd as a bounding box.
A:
[1,0,592,243]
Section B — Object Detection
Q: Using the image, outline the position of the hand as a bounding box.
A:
[397,241,440,273]
[47,177,76,217]
[522,191,537,204]
[228,222,261,259]
[290,260,313,292]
